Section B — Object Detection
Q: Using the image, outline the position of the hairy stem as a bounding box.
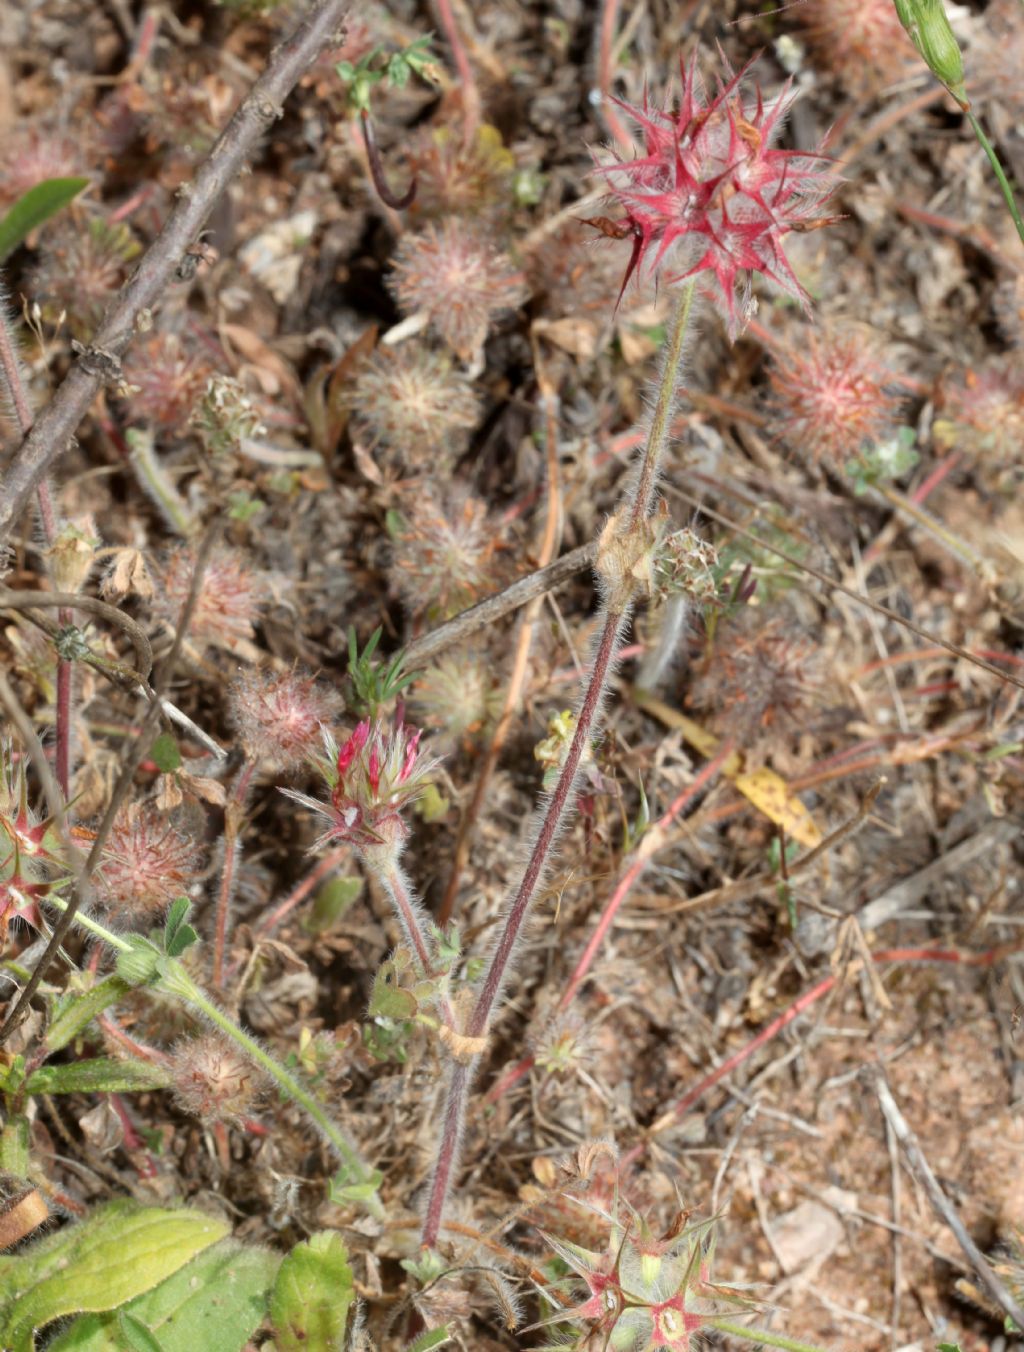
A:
[211,759,255,989]
[420,283,696,1248]
[707,1319,827,1352]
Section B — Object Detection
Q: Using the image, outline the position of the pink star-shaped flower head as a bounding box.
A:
[282,717,440,864]
[594,49,841,338]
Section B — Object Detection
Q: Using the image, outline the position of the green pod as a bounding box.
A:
[893,0,968,104]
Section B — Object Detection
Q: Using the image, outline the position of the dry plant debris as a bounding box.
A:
[0,0,1023,1349]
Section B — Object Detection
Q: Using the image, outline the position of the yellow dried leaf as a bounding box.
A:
[733,766,822,848]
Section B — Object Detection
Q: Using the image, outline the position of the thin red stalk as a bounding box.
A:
[597,0,632,151]
[911,451,959,504]
[560,743,732,1012]
[251,844,349,941]
[422,608,628,1248]
[433,0,480,138]
[472,611,625,1043]
[379,861,432,975]
[484,744,731,1105]
[421,284,696,1248]
[212,759,256,989]
[623,939,1024,1167]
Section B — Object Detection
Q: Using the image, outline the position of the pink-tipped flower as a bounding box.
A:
[768,330,904,463]
[595,51,840,336]
[92,804,201,921]
[283,718,439,862]
[228,668,342,773]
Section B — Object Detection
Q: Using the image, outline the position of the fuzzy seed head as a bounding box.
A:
[389,488,506,620]
[391,221,526,361]
[121,333,211,433]
[0,128,84,208]
[156,544,266,648]
[93,804,200,920]
[30,216,140,340]
[769,331,903,463]
[46,515,101,595]
[597,51,840,336]
[690,612,819,744]
[228,668,342,772]
[171,1033,265,1125]
[348,345,480,471]
[405,122,516,223]
[937,358,1024,461]
[797,0,915,92]
[410,654,502,745]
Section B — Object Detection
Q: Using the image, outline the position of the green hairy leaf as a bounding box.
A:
[270,1231,355,1351]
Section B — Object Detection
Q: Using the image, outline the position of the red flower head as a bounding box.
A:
[282,717,439,863]
[595,51,840,337]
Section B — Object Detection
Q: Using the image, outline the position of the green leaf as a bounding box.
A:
[270,1232,353,1352]
[368,958,418,1020]
[0,1116,30,1177]
[0,1202,228,1351]
[163,898,198,957]
[45,976,132,1054]
[117,1313,166,1352]
[148,735,182,774]
[50,1241,278,1352]
[405,1330,453,1352]
[0,177,90,262]
[24,1057,172,1096]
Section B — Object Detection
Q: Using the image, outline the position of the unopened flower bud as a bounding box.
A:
[47,516,100,594]
[893,0,967,104]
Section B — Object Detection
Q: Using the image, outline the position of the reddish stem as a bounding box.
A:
[597,0,632,151]
[252,844,350,941]
[212,759,256,989]
[620,939,1024,1169]
[484,744,731,1105]
[422,610,628,1247]
[433,0,480,139]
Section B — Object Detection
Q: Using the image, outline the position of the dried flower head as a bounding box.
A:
[348,345,480,471]
[768,330,904,463]
[46,514,101,595]
[228,667,342,772]
[30,216,140,339]
[405,122,516,223]
[171,1033,266,1125]
[389,488,506,620]
[797,0,915,92]
[284,717,440,863]
[121,332,212,433]
[391,221,526,361]
[689,611,819,743]
[597,51,840,336]
[0,127,84,208]
[93,803,200,920]
[155,544,265,648]
[410,653,502,745]
[191,374,265,458]
[936,357,1024,463]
